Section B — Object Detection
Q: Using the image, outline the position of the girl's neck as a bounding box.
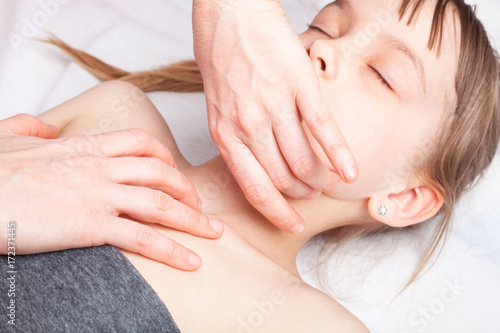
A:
[184,156,369,276]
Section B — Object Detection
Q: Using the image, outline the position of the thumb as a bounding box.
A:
[1,114,58,138]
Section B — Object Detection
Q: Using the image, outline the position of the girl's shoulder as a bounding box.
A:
[266,280,370,333]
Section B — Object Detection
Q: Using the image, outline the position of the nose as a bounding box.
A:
[308,39,339,81]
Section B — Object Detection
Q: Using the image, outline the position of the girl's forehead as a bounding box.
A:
[353,0,459,87]
[311,0,460,111]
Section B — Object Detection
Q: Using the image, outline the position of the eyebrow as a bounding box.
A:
[378,33,427,93]
[321,0,426,94]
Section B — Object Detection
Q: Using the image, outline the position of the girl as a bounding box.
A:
[3,0,498,331]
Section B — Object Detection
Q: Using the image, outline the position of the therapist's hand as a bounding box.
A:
[193,0,358,233]
[0,114,222,270]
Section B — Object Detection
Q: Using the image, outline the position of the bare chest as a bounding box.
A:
[121,226,306,333]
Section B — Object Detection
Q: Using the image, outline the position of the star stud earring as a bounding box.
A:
[378,205,387,216]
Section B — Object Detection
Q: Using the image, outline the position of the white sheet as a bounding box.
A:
[1,1,499,332]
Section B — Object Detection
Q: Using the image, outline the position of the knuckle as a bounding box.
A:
[327,142,347,157]
[272,175,294,192]
[126,128,153,147]
[60,135,81,145]
[307,112,331,133]
[184,177,196,191]
[180,177,197,196]
[209,125,234,151]
[134,225,156,247]
[213,130,230,149]
[178,204,201,228]
[271,112,292,130]
[163,240,179,259]
[243,184,270,206]
[82,155,106,169]
[235,112,259,138]
[85,216,107,247]
[59,136,97,155]
[47,140,70,154]
[209,126,223,145]
[146,157,167,173]
[153,190,173,212]
[291,156,315,178]
[272,212,295,229]
[189,212,204,230]
[239,121,256,138]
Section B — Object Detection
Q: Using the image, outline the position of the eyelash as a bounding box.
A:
[369,65,393,91]
[307,24,334,38]
[308,24,393,91]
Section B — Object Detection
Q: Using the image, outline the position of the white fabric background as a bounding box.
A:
[0,1,499,332]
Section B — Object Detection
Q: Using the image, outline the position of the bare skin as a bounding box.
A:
[193,0,359,234]
[40,80,369,332]
[37,0,460,331]
[0,112,221,270]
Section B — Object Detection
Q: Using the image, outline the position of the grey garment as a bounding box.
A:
[0,245,181,333]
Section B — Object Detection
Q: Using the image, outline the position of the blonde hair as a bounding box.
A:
[45,0,500,290]
[45,37,203,93]
[317,0,500,292]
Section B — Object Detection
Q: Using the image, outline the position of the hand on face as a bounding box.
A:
[193,0,359,234]
[296,0,456,226]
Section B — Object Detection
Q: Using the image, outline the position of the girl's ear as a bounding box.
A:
[367,185,444,227]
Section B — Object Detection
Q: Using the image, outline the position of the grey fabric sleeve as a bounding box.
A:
[0,245,181,333]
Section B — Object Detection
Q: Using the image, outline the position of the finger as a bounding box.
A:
[92,128,176,168]
[273,112,340,191]
[102,216,202,271]
[111,185,223,239]
[220,140,304,234]
[245,127,318,199]
[296,87,358,183]
[1,114,58,138]
[108,156,200,211]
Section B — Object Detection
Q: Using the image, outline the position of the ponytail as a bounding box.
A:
[44,36,204,93]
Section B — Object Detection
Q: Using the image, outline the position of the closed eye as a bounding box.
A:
[308,23,393,92]
[368,65,393,91]
[307,24,334,39]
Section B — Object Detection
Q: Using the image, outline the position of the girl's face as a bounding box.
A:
[298,0,459,200]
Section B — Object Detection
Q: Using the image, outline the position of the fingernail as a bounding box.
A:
[189,253,202,267]
[290,223,304,234]
[198,197,202,210]
[341,164,356,182]
[209,218,224,233]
